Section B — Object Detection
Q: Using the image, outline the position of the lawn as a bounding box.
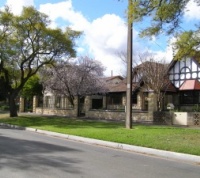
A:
[1,114,200,156]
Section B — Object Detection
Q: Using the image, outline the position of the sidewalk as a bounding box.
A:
[1,122,200,165]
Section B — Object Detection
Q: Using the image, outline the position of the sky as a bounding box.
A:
[0,0,200,76]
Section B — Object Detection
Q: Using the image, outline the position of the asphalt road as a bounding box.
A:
[0,126,200,178]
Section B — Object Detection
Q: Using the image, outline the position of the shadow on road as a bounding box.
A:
[0,129,83,175]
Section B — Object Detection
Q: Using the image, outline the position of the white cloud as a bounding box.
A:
[6,0,34,15]
[153,37,176,63]
[184,0,200,20]
[3,0,170,76]
[82,14,128,76]
[39,0,90,30]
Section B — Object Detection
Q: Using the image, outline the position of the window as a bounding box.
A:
[55,96,61,108]
[44,96,53,108]
[108,93,122,105]
[180,91,200,104]
[132,92,138,104]
[92,99,103,109]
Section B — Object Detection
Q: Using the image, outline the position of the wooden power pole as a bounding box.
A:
[126,0,133,129]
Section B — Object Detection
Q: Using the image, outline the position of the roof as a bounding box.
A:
[180,80,200,90]
[107,80,139,93]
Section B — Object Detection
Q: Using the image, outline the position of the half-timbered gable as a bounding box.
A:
[168,57,200,109]
[168,58,200,88]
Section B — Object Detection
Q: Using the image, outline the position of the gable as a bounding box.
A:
[168,58,200,88]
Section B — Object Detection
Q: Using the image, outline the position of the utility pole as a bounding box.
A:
[126,0,133,129]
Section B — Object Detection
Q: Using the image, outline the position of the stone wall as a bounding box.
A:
[86,109,151,123]
[35,108,77,117]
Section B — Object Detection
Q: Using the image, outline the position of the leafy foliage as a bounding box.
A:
[21,75,43,99]
[0,6,80,116]
[173,29,200,60]
[125,0,200,60]
[129,0,190,36]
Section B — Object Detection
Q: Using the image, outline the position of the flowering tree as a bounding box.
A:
[40,56,106,106]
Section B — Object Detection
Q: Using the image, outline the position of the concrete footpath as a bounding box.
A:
[0,122,200,165]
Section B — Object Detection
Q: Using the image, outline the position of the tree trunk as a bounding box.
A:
[9,95,18,117]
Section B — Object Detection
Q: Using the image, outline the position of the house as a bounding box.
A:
[26,57,199,125]
[168,57,200,111]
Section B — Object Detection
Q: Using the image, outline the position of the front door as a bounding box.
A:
[78,97,85,116]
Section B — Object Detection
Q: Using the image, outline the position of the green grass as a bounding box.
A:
[1,114,200,156]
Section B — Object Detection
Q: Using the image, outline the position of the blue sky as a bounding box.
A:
[0,0,200,76]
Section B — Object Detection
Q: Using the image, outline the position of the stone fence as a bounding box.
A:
[86,109,151,123]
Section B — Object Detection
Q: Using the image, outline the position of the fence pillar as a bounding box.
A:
[33,95,38,113]
[19,97,25,112]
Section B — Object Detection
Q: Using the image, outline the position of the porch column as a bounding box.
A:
[84,96,91,117]
[122,95,126,107]
[19,97,25,112]
[74,96,79,117]
[137,93,142,110]
[148,92,157,121]
[33,95,38,113]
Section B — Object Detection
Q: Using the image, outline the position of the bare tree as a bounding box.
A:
[40,56,106,106]
[135,54,170,111]
[116,50,140,77]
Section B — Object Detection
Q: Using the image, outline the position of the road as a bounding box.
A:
[0,126,200,178]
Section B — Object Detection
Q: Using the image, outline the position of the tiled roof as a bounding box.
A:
[107,80,139,92]
[180,80,200,90]
[103,75,124,82]
[161,79,177,92]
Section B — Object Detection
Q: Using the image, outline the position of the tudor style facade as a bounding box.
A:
[168,57,200,111]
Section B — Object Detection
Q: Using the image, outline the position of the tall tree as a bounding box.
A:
[129,0,192,36]
[126,0,200,59]
[0,6,80,117]
[40,56,106,106]
[173,29,200,60]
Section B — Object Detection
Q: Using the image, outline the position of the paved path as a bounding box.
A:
[0,126,200,178]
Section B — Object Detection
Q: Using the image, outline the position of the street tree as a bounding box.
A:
[40,56,106,107]
[124,0,200,59]
[0,6,80,117]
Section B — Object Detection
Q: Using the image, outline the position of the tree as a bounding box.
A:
[0,6,80,117]
[128,0,194,36]
[126,0,200,59]
[40,56,106,106]
[173,29,200,60]
[135,53,170,111]
[20,74,43,99]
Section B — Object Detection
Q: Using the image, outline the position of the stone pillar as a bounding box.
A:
[19,97,24,112]
[74,96,79,117]
[33,95,38,113]
[84,96,91,117]
[122,95,126,106]
[137,93,142,110]
[148,92,157,121]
